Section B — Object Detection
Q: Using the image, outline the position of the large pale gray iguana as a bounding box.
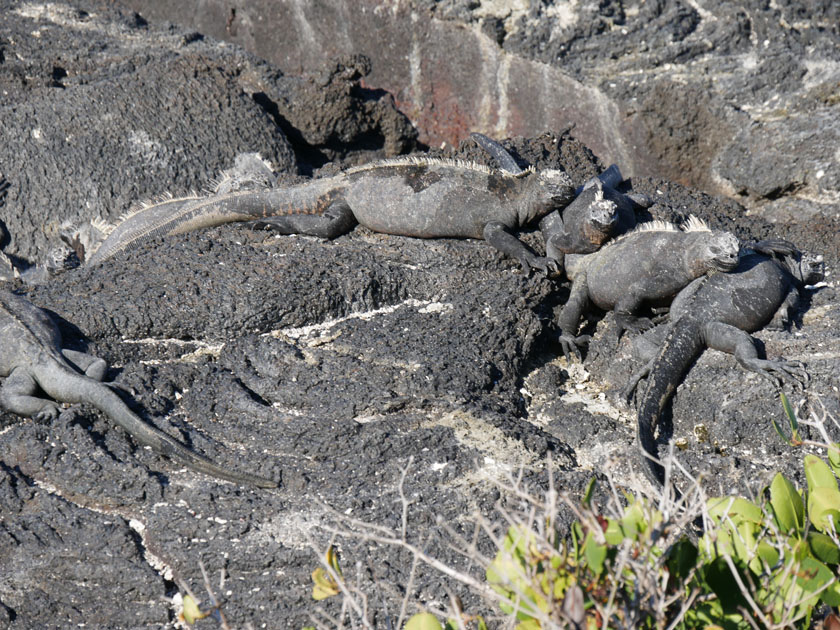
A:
[82,152,576,273]
[555,218,742,360]
[623,246,825,485]
[0,290,278,488]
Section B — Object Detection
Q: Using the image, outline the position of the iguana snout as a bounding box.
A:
[798,252,825,285]
[706,232,741,272]
[539,169,575,201]
[589,199,618,230]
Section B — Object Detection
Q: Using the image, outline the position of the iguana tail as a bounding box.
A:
[86,178,342,266]
[35,365,278,488]
[637,315,705,486]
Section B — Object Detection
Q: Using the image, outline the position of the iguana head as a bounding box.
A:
[789,251,826,286]
[537,169,575,205]
[582,181,619,242]
[700,231,741,273]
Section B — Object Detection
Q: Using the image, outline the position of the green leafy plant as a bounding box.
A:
[484,456,840,629]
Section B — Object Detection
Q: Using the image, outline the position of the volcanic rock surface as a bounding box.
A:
[0,1,837,628]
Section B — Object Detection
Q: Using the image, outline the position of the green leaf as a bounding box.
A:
[620,498,646,539]
[405,613,443,630]
[796,557,836,607]
[780,391,799,437]
[603,517,623,546]
[756,540,780,568]
[311,567,340,600]
[770,472,804,534]
[707,496,763,525]
[772,416,794,446]
[581,477,596,509]
[822,580,840,608]
[829,445,840,477]
[666,539,698,581]
[181,594,209,625]
[486,526,545,621]
[808,531,840,565]
[325,545,343,576]
[805,455,838,492]
[699,556,750,614]
[808,486,840,533]
[583,533,607,575]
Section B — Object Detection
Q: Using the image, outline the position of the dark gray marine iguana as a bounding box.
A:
[0,290,278,488]
[555,217,742,360]
[469,133,650,272]
[83,152,576,273]
[623,245,825,486]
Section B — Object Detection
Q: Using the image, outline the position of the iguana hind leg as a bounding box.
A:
[0,367,60,420]
[62,349,107,381]
[703,321,808,387]
[251,202,357,239]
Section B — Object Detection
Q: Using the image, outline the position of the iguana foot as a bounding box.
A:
[615,314,654,340]
[742,357,809,388]
[558,332,591,362]
[251,203,356,239]
[622,361,654,405]
[36,401,61,421]
[521,255,560,277]
[747,238,800,259]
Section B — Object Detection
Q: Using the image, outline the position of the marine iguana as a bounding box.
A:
[469,133,650,271]
[84,153,575,273]
[556,217,741,360]
[623,246,825,485]
[0,290,278,488]
[542,178,647,267]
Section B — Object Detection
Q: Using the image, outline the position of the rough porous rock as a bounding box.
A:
[0,1,838,628]
[0,0,415,268]
[119,0,840,266]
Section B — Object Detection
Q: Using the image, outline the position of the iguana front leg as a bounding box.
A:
[0,367,61,420]
[766,286,801,331]
[252,201,357,239]
[483,221,558,275]
[702,321,809,387]
[746,238,800,259]
[613,289,655,340]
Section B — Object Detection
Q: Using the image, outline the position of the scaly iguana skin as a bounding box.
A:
[542,176,650,267]
[469,134,649,272]
[623,246,825,485]
[0,290,278,488]
[86,154,575,273]
[556,218,741,360]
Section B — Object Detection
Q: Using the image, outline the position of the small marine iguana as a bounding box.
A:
[555,217,741,360]
[84,153,575,273]
[470,133,650,271]
[623,246,825,485]
[542,177,648,266]
[0,290,278,488]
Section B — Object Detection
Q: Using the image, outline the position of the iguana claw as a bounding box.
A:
[36,402,60,421]
[558,332,590,362]
[524,256,560,276]
[745,358,809,389]
[615,314,654,341]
